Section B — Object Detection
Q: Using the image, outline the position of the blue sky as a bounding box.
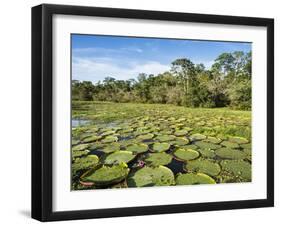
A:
[72,34,251,83]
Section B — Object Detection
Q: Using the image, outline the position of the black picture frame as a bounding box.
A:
[32,3,274,222]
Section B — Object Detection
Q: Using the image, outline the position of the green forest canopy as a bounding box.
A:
[72,51,251,110]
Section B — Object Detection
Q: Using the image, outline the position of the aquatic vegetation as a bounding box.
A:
[216,148,247,160]
[156,134,176,142]
[220,160,251,180]
[173,148,200,161]
[185,159,221,176]
[127,166,175,187]
[228,136,249,144]
[136,133,154,141]
[82,135,102,143]
[176,173,216,185]
[144,153,173,166]
[171,137,190,146]
[189,133,206,141]
[220,141,240,149]
[198,148,216,158]
[194,141,221,150]
[72,155,99,174]
[72,149,89,158]
[81,163,129,186]
[72,143,89,151]
[104,151,136,164]
[101,143,121,153]
[72,101,251,190]
[152,142,171,152]
[101,135,118,143]
[126,143,149,154]
[205,136,222,144]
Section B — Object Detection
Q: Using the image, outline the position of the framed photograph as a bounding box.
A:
[32,4,274,221]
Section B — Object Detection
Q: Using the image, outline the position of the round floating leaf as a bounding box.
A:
[241,143,251,149]
[156,134,176,142]
[173,148,200,161]
[174,129,189,136]
[101,135,118,143]
[152,142,171,152]
[100,130,115,137]
[104,151,136,165]
[136,133,154,141]
[81,163,129,186]
[216,148,247,160]
[82,135,102,143]
[198,149,216,158]
[121,128,134,134]
[102,143,121,153]
[144,153,173,166]
[72,139,80,146]
[220,160,251,180]
[185,159,221,176]
[194,141,221,150]
[205,136,222,144]
[72,143,89,151]
[126,143,149,154]
[172,137,190,146]
[228,136,249,144]
[176,173,216,185]
[181,144,199,150]
[221,141,240,149]
[72,149,90,158]
[72,155,99,173]
[189,133,206,141]
[127,166,175,187]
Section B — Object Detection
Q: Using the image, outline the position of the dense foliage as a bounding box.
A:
[72,51,251,110]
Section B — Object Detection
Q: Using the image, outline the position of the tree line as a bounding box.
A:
[72,51,251,110]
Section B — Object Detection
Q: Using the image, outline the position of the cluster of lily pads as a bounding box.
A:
[71,103,251,190]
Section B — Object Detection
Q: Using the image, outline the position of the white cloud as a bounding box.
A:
[72,57,170,83]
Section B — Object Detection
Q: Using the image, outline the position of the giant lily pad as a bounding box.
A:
[194,141,221,150]
[136,133,154,141]
[101,135,118,143]
[81,163,129,186]
[104,151,136,165]
[72,155,99,174]
[82,135,102,143]
[220,160,251,180]
[189,133,206,141]
[174,129,189,136]
[216,148,247,160]
[127,166,175,187]
[173,148,200,161]
[100,130,115,137]
[102,143,121,153]
[152,142,170,152]
[228,136,249,144]
[156,134,176,142]
[205,136,222,144]
[144,153,173,166]
[198,149,216,158]
[171,137,190,146]
[185,159,221,176]
[126,143,149,154]
[72,149,90,158]
[72,143,89,151]
[176,173,216,185]
[221,141,240,149]
[241,143,251,149]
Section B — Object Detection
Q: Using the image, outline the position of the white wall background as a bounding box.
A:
[0,0,279,225]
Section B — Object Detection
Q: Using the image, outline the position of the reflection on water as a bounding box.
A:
[72,119,91,127]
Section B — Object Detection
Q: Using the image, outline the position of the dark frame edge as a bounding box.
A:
[31,5,43,221]
[32,4,53,222]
